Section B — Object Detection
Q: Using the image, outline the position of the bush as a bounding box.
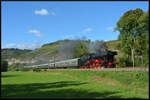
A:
[8,67,16,71]
[116,56,132,67]
[15,68,20,71]
[116,57,126,67]
[33,68,41,72]
[44,69,47,71]
[134,58,143,66]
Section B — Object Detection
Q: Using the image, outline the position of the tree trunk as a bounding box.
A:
[131,49,134,68]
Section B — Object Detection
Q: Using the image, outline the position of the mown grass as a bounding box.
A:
[1,70,149,99]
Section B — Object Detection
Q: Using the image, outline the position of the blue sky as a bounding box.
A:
[2,1,149,50]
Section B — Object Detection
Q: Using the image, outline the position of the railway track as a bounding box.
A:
[46,67,149,71]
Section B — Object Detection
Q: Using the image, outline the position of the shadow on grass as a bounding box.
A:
[1,74,20,78]
[1,81,141,99]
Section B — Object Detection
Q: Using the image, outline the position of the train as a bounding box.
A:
[27,50,117,69]
[36,50,117,69]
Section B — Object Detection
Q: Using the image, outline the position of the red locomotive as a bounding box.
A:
[78,51,117,69]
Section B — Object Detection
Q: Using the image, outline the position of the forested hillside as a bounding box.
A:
[1,48,32,59]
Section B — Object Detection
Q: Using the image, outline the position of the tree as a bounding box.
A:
[74,41,88,58]
[1,59,8,72]
[116,8,148,67]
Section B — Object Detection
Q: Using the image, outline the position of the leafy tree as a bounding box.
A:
[116,8,144,50]
[1,59,8,72]
[74,41,88,58]
[116,8,149,67]
[87,39,91,45]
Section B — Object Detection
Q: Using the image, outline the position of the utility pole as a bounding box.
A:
[54,55,55,68]
[142,56,144,66]
[48,60,50,69]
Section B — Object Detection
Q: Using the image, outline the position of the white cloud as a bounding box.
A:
[2,41,41,50]
[28,29,43,37]
[34,9,56,16]
[104,40,108,41]
[107,26,114,32]
[45,41,49,44]
[83,28,93,33]
[62,35,73,40]
[2,43,17,48]
[35,9,49,15]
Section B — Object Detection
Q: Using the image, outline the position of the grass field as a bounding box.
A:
[1,69,149,99]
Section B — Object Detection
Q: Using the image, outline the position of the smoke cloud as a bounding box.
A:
[57,38,108,61]
[88,40,108,54]
[57,39,82,60]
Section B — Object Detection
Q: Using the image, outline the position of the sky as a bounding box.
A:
[2,1,149,50]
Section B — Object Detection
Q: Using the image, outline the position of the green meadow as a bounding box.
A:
[1,70,149,99]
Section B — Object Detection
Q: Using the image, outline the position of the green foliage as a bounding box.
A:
[137,11,149,66]
[20,68,30,72]
[1,59,8,72]
[44,69,47,72]
[2,48,32,59]
[8,63,27,71]
[116,8,149,67]
[137,10,149,33]
[74,41,88,58]
[87,39,91,45]
[33,68,41,72]
[116,57,126,67]
[116,56,132,67]
[15,68,20,71]
[117,8,144,34]
[116,56,145,67]
[115,43,121,50]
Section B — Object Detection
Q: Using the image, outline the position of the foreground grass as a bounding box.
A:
[1,70,149,99]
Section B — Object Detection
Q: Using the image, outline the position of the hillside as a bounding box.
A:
[1,48,32,59]
[2,40,122,65]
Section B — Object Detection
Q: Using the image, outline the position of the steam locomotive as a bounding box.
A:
[48,50,117,69]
